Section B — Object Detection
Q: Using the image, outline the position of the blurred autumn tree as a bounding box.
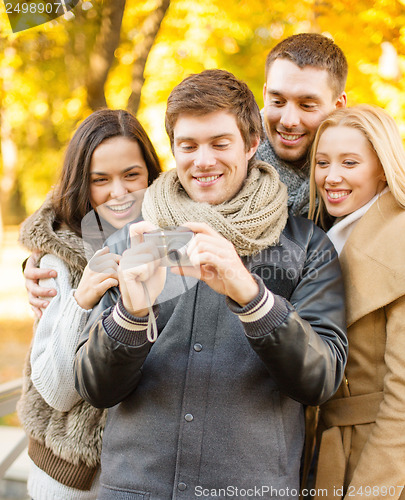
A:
[1,0,405,225]
[0,0,171,224]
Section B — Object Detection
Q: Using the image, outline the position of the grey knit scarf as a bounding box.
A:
[142,160,288,257]
[255,112,310,217]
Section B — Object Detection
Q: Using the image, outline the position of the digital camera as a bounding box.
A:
[143,226,194,267]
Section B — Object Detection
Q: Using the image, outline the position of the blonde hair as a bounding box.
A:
[309,104,405,228]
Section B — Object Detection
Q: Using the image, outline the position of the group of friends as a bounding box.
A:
[17,33,405,499]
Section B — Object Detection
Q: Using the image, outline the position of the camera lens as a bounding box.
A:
[166,235,189,264]
[167,249,183,263]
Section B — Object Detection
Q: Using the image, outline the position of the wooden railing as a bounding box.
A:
[0,378,28,481]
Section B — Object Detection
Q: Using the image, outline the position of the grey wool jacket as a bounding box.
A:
[17,197,106,490]
[75,215,347,500]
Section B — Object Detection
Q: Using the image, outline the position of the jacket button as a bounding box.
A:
[185,413,194,422]
[193,343,203,352]
[178,482,187,491]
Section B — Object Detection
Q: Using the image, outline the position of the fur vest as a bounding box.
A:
[17,196,107,491]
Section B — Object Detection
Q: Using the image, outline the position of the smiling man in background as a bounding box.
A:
[256,33,348,216]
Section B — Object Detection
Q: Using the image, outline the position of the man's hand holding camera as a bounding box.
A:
[119,220,266,318]
[119,221,167,317]
[171,222,262,307]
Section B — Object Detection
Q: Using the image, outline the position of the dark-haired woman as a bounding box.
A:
[17,108,161,500]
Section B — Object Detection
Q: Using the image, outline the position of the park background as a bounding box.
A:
[1,0,405,420]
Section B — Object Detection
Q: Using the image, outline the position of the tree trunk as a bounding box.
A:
[86,0,126,111]
[310,0,329,32]
[0,35,25,225]
[126,0,171,115]
[0,110,25,224]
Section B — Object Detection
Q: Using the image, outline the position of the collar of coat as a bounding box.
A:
[339,191,405,327]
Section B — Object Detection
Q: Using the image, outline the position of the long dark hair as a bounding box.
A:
[53,109,161,236]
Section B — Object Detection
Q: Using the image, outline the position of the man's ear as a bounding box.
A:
[263,83,267,105]
[335,91,347,109]
[247,135,260,160]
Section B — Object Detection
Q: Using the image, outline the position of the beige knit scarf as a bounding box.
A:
[142,160,288,257]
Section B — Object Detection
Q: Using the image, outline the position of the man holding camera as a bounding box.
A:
[74,69,347,499]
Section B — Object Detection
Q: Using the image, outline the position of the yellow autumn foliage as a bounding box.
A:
[0,0,405,218]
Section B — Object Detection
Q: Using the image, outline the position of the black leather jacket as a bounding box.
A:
[74,215,347,499]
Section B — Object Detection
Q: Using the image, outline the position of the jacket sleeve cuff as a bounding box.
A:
[226,275,290,338]
[103,296,158,346]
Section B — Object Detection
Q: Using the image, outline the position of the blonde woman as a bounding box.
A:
[309,104,405,499]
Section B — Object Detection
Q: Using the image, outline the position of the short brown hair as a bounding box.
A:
[165,69,263,152]
[53,109,161,236]
[265,33,348,99]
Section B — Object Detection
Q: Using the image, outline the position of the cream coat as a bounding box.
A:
[315,192,405,499]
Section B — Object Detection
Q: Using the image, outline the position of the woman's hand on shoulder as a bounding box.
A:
[74,246,120,310]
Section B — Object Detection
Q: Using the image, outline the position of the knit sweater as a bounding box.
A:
[17,197,107,499]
